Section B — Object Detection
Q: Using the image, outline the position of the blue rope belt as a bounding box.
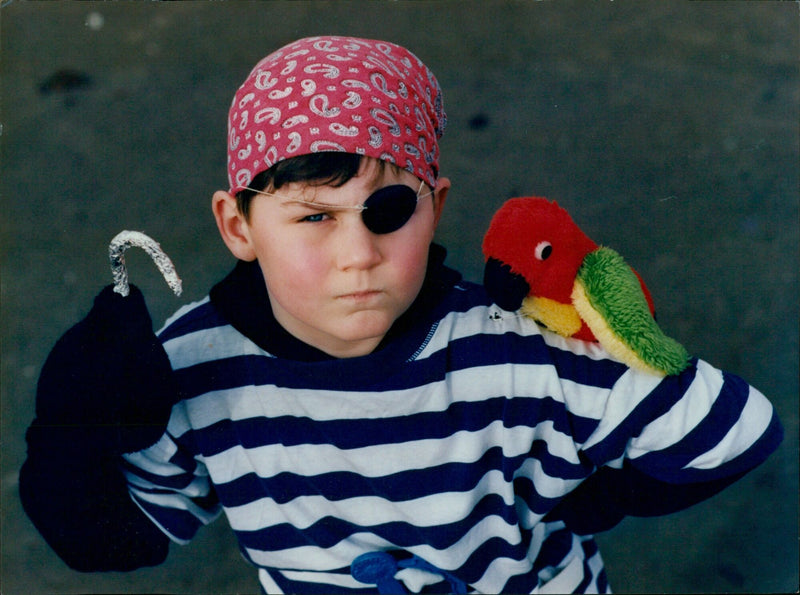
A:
[351,551,468,594]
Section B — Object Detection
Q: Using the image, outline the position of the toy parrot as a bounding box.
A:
[482,197,689,376]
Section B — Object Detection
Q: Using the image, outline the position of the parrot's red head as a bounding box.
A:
[482,197,598,311]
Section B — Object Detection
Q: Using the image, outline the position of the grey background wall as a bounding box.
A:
[2,2,797,593]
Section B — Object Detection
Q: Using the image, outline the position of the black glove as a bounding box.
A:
[32,284,180,456]
[20,284,177,571]
[543,461,747,535]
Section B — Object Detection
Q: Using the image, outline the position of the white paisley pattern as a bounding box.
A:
[227,36,446,194]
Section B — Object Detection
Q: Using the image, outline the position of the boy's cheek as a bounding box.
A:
[391,247,432,307]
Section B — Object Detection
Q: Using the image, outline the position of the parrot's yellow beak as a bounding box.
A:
[520,295,583,338]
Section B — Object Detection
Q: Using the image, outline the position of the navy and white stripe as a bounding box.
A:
[122,279,780,593]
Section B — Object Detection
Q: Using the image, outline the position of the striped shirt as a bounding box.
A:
[122,259,781,593]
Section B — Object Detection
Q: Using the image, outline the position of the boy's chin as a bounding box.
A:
[319,317,396,357]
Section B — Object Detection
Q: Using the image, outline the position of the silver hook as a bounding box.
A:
[108,231,182,297]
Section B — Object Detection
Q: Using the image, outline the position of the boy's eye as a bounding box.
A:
[301,212,329,223]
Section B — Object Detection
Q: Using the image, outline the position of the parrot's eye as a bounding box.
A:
[535,241,553,261]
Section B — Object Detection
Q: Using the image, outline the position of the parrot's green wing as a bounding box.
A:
[572,247,690,376]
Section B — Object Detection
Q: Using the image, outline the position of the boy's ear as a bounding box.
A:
[432,177,450,228]
[212,190,257,261]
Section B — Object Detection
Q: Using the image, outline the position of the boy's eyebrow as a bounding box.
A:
[243,188,365,211]
[284,198,366,212]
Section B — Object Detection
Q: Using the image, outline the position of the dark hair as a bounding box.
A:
[236,153,380,219]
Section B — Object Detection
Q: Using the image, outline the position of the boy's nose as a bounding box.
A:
[336,219,383,270]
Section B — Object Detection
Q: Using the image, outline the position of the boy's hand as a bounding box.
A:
[33,284,180,456]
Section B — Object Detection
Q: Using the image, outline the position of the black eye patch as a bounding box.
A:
[360,185,420,234]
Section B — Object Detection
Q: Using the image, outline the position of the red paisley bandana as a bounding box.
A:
[227,36,446,195]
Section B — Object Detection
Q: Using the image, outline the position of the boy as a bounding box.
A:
[20,36,782,593]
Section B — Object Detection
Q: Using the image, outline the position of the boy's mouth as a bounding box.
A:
[338,289,384,302]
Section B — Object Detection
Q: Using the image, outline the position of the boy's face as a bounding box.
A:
[214,159,449,358]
